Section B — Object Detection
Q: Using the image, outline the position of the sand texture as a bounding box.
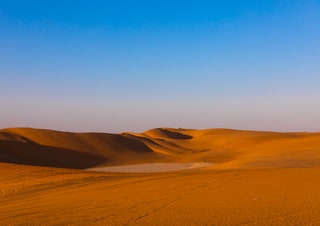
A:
[1,127,320,225]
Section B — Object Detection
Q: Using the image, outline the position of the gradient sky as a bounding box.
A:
[1,0,320,132]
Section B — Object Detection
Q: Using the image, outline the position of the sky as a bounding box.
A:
[1,0,320,133]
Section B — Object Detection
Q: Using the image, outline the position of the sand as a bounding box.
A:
[88,162,213,173]
[1,127,320,225]
[1,163,320,225]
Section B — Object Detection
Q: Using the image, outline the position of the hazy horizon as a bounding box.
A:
[1,1,320,132]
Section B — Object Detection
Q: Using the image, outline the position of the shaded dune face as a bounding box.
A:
[0,127,320,170]
[144,128,193,140]
[0,140,104,169]
[0,128,158,169]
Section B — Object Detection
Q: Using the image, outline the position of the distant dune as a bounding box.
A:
[1,127,320,170]
[1,127,320,225]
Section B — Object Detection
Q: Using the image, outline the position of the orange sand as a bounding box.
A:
[1,127,320,225]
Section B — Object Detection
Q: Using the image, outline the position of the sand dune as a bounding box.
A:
[0,128,165,168]
[1,127,320,225]
[3,127,319,169]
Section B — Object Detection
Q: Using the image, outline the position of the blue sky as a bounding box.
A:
[1,0,320,132]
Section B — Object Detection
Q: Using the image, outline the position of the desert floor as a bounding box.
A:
[1,163,320,225]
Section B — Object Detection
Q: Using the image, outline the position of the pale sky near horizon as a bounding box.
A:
[1,1,320,133]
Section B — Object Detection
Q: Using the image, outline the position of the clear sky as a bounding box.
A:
[1,0,320,132]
